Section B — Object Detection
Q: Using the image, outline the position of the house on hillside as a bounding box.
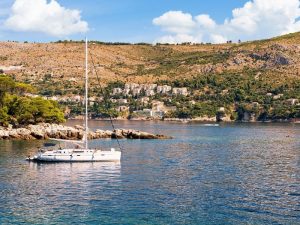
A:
[146,90,155,96]
[116,106,129,112]
[152,100,164,111]
[123,88,130,96]
[172,87,189,96]
[132,87,142,97]
[157,85,172,94]
[273,94,283,100]
[141,84,157,91]
[286,99,299,106]
[88,97,97,106]
[151,100,176,118]
[117,99,128,104]
[125,83,139,90]
[112,88,123,95]
[140,97,150,104]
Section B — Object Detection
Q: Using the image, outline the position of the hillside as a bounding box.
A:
[0,33,299,84]
[1,32,300,121]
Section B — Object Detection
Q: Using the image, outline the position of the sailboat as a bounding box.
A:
[27,38,121,162]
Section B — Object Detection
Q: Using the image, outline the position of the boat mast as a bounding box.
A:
[85,37,88,149]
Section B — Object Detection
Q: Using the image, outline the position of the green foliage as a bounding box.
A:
[0,75,65,126]
[5,96,65,126]
[192,102,218,117]
[159,68,300,121]
[0,75,15,107]
[106,81,125,90]
[0,107,9,127]
[15,82,35,95]
[92,103,120,118]
[94,66,300,121]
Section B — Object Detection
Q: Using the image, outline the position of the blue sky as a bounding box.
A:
[1,0,300,43]
[70,0,250,42]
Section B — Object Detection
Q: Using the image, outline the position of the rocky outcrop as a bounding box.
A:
[272,53,291,65]
[112,129,171,139]
[249,51,292,67]
[0,123,171,140]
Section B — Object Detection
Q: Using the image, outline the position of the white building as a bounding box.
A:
[88,97,96,102]
[25,93,40,98]
[132,88,142,97]
[286,99,299,105]
[125,83,139,90]
[146,90,155,97]
[152,100,164,111]
[116,106,129,112]
[273,94,283,100]
[123,88,131,96]
[112,88,123,95]
[140,97,150,104]
[172,87,189,96]
[219,107,225,112]
[141,84,157,91]
[48,96,59,101]
[117,99,128,104]
[157,85,172,94]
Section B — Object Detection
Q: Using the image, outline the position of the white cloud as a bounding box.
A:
[210,34,227,44]
[153,11,195,34]
[155,34,200,44]
[4,0,88,37]
[195,14,216,29]
[153,0,300,44]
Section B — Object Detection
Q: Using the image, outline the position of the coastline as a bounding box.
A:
[69,117,300,123]
[2,119,297,140]
[0,123,172,141]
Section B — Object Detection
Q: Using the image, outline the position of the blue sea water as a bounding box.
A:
[0,121,299,225]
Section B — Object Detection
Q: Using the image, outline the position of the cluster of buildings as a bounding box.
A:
[112,83,189,97]
[266,93,299,105]
[131,100,176,119]
[25,82,299,120]
[109,83,190,118]
[25,93,101,105]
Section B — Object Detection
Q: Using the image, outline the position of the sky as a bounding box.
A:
[0,0,300,43]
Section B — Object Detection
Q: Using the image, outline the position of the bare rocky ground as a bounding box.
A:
[0,123,171,140]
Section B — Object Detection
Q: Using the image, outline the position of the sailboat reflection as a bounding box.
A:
[28,161,121,187]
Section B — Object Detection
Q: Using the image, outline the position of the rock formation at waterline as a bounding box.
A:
[0,123,171,140]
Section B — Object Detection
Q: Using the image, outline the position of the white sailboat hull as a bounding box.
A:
[30,149,121,162]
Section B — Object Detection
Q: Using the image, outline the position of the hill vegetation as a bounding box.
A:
[0,75,65,127]
[1,32,300,121]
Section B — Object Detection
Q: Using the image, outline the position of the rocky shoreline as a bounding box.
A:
[72,117,299,123]
[0,123,172,140]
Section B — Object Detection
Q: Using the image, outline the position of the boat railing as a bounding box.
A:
[38,148,54,153]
